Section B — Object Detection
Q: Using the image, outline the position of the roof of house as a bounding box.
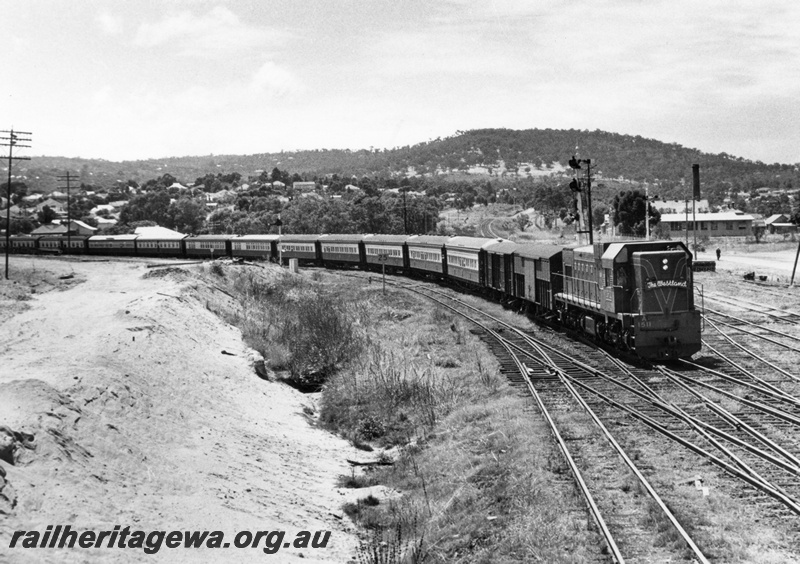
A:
[765,214,789,224]
[31,223,68,235]
[30,219,97,235]
[660,211,755,222]
[134,226,186,239]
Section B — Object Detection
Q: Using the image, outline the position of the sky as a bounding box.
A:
[2,0,799,164]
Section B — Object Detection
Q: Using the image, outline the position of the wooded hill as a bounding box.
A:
[17,129,800,203]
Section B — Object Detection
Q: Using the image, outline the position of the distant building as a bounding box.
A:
[652,199,710,214]
[34,198,66,215]
[292,181,316,192]
[95,217,118,231]
[30,220,98,236]
[765,214,797,234]
[134,226,186,238]
[659,210,754,237]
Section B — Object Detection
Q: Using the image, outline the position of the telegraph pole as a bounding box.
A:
[692,164,700,260]
[2,129,32,280]
[57,172,79,252]
[401,188,408,234]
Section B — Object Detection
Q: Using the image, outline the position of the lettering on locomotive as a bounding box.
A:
[645,279,687,290]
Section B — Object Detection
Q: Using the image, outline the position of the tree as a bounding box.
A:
[1,181,28,205]
[37,205,58,224]
[166,198,206,234]
[612,190,660,237]
[118,190,172,226]
[592,204,609,231]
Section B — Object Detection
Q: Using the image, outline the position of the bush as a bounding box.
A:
[226,270,365,388]
[282,291,365,387]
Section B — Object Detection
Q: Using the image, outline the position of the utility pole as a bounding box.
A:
[645,182,650,241]
[402,188,408,234]
[275,213,283,266]
[57,172,79,252]
[2,129,32,280]
[692,164,700,260]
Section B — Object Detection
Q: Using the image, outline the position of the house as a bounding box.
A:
[659,210,754,237]
[35,198,66,215]
[8,205,32,218]
[292,181,316,193]
[765,214,797,234]
[90,204,116,215]
[95,217,118,231]
[30,219,98,236]
[134,226,186,238]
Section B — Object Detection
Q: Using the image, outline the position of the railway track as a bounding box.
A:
[704,292,800,323]
[351,273,712,562]
[335,269,800,559]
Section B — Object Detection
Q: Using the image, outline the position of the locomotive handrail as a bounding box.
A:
[630,288,641,314]
[694,283,705,332]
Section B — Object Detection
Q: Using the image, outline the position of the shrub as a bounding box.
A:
[282,291,365,387]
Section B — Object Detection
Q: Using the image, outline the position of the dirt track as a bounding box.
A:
[0,257,360,563]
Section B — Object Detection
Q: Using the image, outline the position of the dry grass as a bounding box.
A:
[313,278,600,562]
[214,267,368,387]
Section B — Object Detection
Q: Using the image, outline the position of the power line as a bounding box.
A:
[1,129,32,280]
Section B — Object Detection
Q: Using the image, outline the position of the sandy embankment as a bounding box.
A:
[0,258,361,563]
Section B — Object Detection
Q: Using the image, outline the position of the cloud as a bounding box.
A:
[96,11,123,35]
[250,61,304,97]
[133,6,291,57]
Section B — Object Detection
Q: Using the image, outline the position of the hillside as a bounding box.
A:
[14,129,800,202]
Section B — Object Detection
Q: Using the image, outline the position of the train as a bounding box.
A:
[1,232,702,360]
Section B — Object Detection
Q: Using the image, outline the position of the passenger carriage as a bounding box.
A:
[363,235,409,271]
[279,234,324,265]
[9,235,39,254]
[230,235,279,261]
[136,235,187,258]
[184,235,232,259]
[406,235,449,277]
[62,235,90,255]
[320,234,369,267]
[37,235,65,254]
[88,234,138,256]
[445,237,505,286]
